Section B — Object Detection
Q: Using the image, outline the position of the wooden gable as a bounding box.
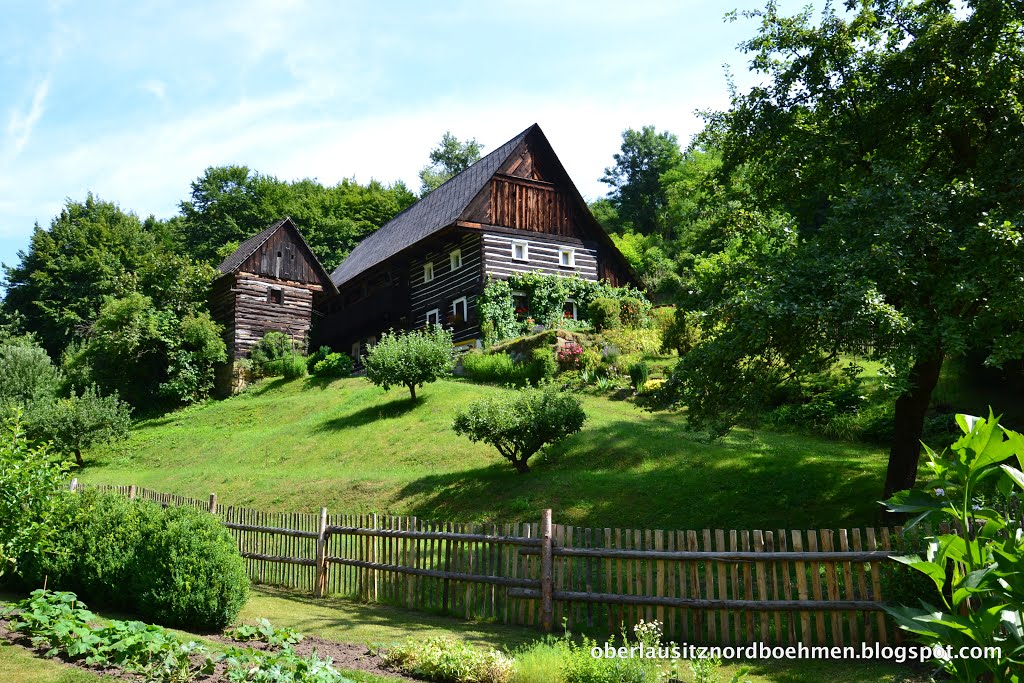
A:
[232,220,334,290]
[459,133,587,240]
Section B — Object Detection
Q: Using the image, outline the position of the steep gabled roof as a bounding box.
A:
[217,217,337,293]
[330,124,535,286]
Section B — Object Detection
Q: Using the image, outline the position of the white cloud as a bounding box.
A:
[5,77,50,158]
[140,79,167,100]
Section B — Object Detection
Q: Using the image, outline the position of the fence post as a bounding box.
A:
[209,493,218,514]
[541,508,554,632]
[314,507,329,598]
[68,478,78,492]
[128,485,137,501]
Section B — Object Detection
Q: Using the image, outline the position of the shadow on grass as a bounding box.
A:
[316,396,425,432]
[394,414,888,530]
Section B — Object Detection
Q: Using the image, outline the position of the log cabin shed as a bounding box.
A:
[210,217,337,392]
[314,123,637,356]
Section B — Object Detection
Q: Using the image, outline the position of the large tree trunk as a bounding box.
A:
[74,447,84,468]
[884,350,944,498]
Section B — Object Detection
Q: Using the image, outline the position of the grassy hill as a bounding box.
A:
[80,376,893,531]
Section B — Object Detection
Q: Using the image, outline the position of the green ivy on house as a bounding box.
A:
[478,273,649,345]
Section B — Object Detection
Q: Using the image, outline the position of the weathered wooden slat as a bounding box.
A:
[507,589,887,611]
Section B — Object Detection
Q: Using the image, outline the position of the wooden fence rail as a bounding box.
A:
[78,482,898,647]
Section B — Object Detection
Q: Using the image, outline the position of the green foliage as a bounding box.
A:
[618,297,646,329]
[312,352,353,378]
[762,369,867,434]
[250,331,302,377]
[130,503,250,631]
[660,308,698,356]
[526,348,557,385]
[883,411,1024,681]
[0,419,72,577]
[0,341,61,415]
[228,618,304,647]
[22,492,249,631]
[587,298,621,332]
[477,279,518,346]
[179,165,415,266]
[24,385,133,467]
[418,132,484,196]
[265,355,308,380]
[224,645,355,683]
[2,589,216,682]
[600,126,683,237]
[380,636,513,683]
[461,352,523,386]
[363,326,455,401]
[61,291,226,407]
[452,386,585,473]
[628,362,650,390]
[600,328,662,356]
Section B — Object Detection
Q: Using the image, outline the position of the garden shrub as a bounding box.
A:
[462,352,521,385]
[381,636,513,683]
[580,348,602,371]
[452,386,585,473]
[24,385,133,467]
[556,341,584,370]
[249,331,301,377]
[263,355,308,379]
[587,297,621,332]
[0,340,61,415]
[526,348,558,384]
[661,308,700,356]
[305,345,333,373]
[312,352,353,378]
[628,361,650,389]
[601,327,662,355]
[20,492,249,632]
[618,296,646,328]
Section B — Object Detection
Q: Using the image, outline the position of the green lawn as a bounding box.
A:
[79,376,892,531]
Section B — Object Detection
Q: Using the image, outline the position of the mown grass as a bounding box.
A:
[78,375,892,531]
[0,640,118,683]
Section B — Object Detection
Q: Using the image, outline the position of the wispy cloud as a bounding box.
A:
[6,77,50,158]
[140,79,167,100]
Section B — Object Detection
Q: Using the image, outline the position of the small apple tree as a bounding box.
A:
[363,326,454,401]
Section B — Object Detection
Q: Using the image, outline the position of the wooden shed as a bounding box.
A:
[210,217,337,393]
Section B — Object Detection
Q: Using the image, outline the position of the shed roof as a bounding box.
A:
[216,217,337,293]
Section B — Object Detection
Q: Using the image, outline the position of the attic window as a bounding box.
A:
[268,287,284,305]
[450,248,462,271]
[424,261,434,283]
[558,247,575,268]
[511,240,529,262]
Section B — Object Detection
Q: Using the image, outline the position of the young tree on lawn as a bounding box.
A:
[452,386,586,473]
[25,385,132,467]
[418,132,484,195]
[362,326,454,401]
[672,0,1024,497]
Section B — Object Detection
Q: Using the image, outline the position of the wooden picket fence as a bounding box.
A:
[79,482,898,647]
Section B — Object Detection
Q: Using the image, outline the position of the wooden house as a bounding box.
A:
[210,217,337,391]
[314,124,636,355]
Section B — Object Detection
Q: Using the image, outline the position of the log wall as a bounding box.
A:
[481,230,599,282]
[230,273,319,358]
[408,232,483,343]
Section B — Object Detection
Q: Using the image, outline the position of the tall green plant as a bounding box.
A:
[883,411,1024,682]
[363,326,454,401]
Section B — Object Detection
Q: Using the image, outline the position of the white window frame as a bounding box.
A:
[511,240,529,262]
[425,308,440,326]
[451,296,468,322]
[450,248,462,271]
[563,298,577,320]
[423,261,434,283]
[351,341,361,358]
[558,247,576,268]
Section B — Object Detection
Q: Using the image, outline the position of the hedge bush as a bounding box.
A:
[587,297,621,332]
[20,491,249,631]
[462,352,521,385]
[313,352,353,378]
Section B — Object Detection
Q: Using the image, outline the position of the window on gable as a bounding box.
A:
[268,287,284,304]
[511,240,529,261]
[451,296,468,323]
[424,261,434,283]
[450,249,462,271]
[558,247,576,268]
[425,308,441,326]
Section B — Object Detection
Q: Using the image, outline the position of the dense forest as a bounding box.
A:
[1,0,1021,498]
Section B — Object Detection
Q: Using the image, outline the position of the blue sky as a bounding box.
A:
[1,0,801,270]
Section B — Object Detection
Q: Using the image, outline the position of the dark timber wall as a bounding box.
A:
[226,274,317,359]
[408,232,483,344]
[480,229,599,282]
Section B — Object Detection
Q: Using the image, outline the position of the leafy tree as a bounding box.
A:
[0,417,72,577]
[418,132,484,195]
[452,386,586,473]
[25,385,132,467]
[600,126,683,237]
[0,338,61,414]
[2,195,156,357]
[672,0,1024,496]
[363,326,454,401]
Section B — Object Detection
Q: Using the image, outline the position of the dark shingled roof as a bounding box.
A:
[217,217,337,293]
[330,124,535,286]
